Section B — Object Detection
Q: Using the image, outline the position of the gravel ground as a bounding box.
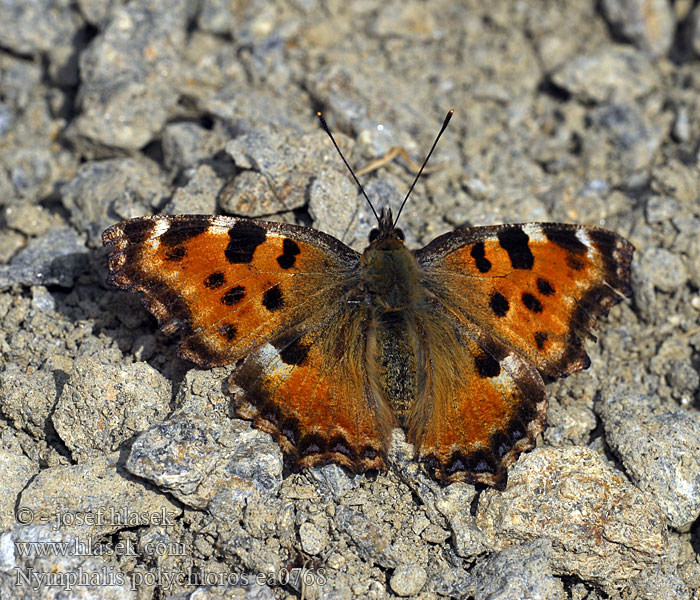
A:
[1,1,700,599]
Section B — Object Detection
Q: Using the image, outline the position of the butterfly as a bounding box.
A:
[102,112,634,489]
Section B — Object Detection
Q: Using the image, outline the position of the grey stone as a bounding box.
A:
[4,202,53,236]
[308,169,361,245]
[0,449,39,530]
[217,171,280,216]
[30,285,56,313]
[692,5,700,58]
[0,525,135,599]
[307,463,361,499]
[0,102,13,140]
[0,54,42,111]
[626,564,692,600]
[61,158,168,245]
[126,414,282,512]
[470,540,565,600]
[389,562,427,597]
[0,228,87,289]
[0,229,24,263]
[223,127,354,217]
[601,0,675,56]
[550,46,659,103]
[52,357,171,461]
[636,247,688,292]
[0,0,83,57]
[587,102,666,183]
[161,121,227,171]
[645,195,678,223]
[372,3,438,40]
[67,0,188,151]
[17,453,181,538]
[651,159,700,204]
[162,164,221,215]
[196,82,307,134]
[197,0,236,34]
[476,447,668,592]
[299,521,329,556]
[0,364,57,438]
[434,483,488,558]
[165,583,278,600]
[75,0,114,25]
[335,505,401,569]
[673,105,691,142]
[597,389,700,530]
[666,359,700,404]
[0,93,78,204]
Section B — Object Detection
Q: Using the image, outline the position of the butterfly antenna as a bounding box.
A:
[393,109,454,227]
[317,112,380,224]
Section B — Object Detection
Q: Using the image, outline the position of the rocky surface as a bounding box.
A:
[0,0,699,598]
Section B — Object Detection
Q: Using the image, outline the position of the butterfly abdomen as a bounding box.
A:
[366,311,420,424]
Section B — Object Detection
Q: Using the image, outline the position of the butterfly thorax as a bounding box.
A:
[360,239,425,312]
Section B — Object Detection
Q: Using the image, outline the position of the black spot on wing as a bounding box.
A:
[446,449,500,477]
[277,238,301,269]
[543,226,587,254]
[164,246,186,261]
[299,433,325,457]
[120,218,155,244]
[329,436,355,459]
[490,431,512,460]
[204,272,225,289]
[475,353,501,378]
[498,227,534,270]
[225,221,267,264]
[490,291,510,317]
[220,323,237,340]
[534,331,548,350]
[160,220,209,247]
[222,285,245,306]
[537,278,555,296]
[262,284,284,311]
[273,332,310,366]
[470,242,492,273]
[361,446,379,461]
[522,292,543,313]
[566,255,584,271]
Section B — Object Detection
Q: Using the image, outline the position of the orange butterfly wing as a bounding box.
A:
[415,223,634,377]
[103,215,392,470]
[409,308,547,489]
[409,223,633,488]
[103,215,360,366]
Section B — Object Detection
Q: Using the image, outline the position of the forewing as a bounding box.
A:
[103,215,360,367]
[415,223,634,377]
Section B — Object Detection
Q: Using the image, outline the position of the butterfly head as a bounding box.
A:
[368,206,405,246]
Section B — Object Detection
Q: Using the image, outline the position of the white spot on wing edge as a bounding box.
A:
[521,224,547,243]
[148,216,171,250]
[575,228,595,260]
[490,353,521,392]
[256,342,292,378]
[208,214,244,232]
[500,354,519,373]
[151,217,170,237]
